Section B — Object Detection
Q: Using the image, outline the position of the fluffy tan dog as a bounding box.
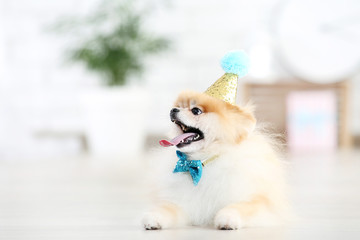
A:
[142,90,290,230]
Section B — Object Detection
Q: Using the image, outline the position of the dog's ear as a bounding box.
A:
[226,104,256,144]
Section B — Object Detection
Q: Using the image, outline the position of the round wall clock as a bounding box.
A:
[275,0,360,83]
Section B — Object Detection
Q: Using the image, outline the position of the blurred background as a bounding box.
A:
[0,0,360,159]
[0,0,360,239]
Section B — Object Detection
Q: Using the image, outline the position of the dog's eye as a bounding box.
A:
[191,107,202,115]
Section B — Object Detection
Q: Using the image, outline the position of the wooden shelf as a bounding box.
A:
[242,80,352,148]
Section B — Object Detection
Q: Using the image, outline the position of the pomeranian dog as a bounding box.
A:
[142,90,290,230]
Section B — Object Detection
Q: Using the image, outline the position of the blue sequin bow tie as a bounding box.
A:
[173,150,203,186]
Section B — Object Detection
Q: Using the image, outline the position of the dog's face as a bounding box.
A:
[169,91,256,153]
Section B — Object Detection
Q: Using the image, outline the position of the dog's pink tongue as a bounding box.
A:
[159,133,196,147]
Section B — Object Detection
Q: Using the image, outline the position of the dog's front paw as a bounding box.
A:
[142,212,164,230]
[214,207,244,230]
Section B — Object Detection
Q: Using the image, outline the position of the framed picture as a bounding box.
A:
[286,90,337,152]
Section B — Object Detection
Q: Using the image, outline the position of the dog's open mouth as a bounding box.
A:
[159,121,204,148]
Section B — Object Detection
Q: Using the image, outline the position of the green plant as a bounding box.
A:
[53,0,169,86]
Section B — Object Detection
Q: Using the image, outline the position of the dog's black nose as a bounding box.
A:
[170,108,179,121]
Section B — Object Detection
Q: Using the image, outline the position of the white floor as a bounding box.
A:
[1,150,360,240]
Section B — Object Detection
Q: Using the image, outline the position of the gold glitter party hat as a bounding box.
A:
[205,50,249,105]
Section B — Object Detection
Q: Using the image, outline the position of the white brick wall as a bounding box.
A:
[0,0,100,158]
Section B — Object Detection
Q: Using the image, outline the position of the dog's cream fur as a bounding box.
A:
[142,91,290,230]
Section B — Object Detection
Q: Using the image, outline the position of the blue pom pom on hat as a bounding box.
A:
[205,50,250,105]
[220,50,250,77]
